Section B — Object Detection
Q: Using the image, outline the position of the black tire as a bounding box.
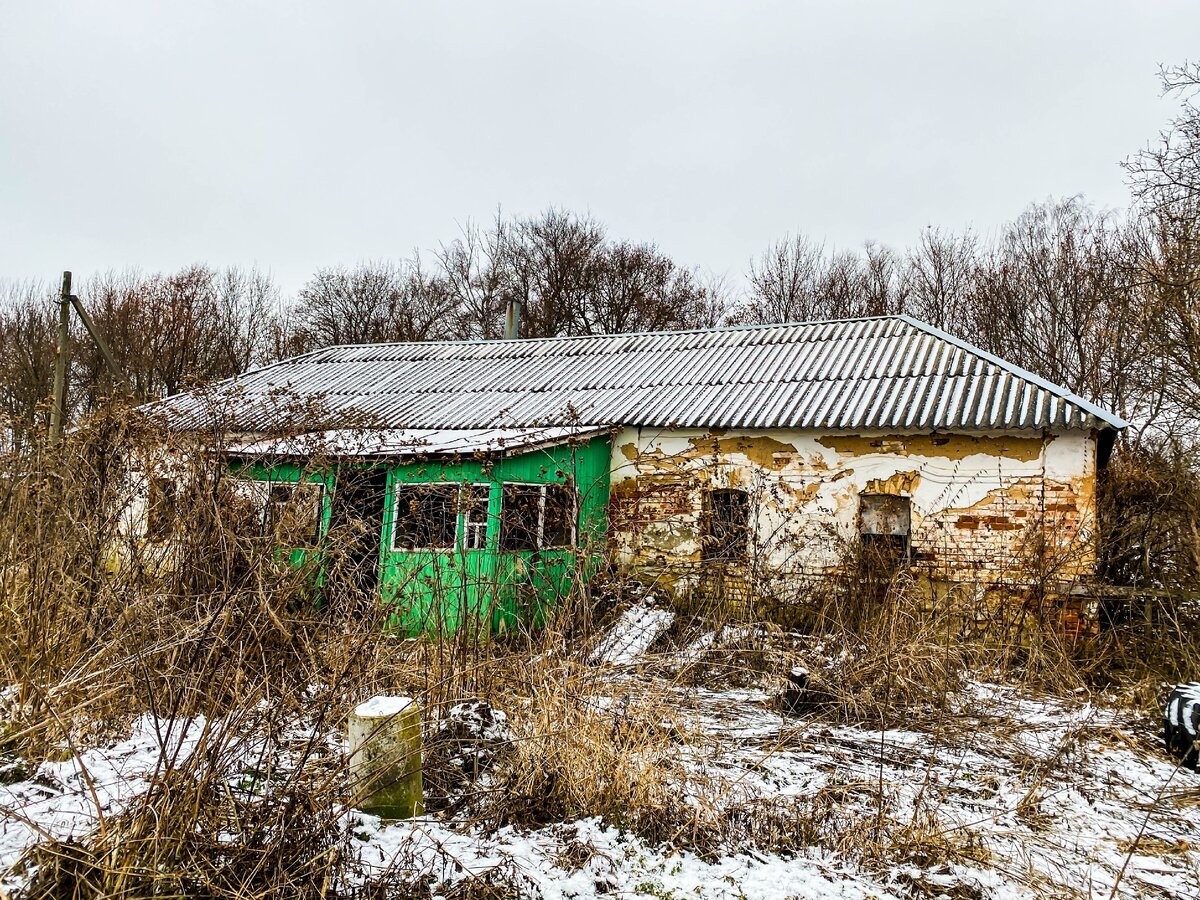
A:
[1164,682,1200,771]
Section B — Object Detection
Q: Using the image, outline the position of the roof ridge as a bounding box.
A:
[309,314,905,355]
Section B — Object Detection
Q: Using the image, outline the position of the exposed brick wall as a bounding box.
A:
[608,427,1099,601]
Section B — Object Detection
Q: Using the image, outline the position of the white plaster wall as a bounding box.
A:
[607,426,1097,577]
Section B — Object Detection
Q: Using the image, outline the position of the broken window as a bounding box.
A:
[223,476,323,546]
[859,493,911,566]
[499,485,541,552]
[227,477,270,534]
[330,469,389,595]
[392,483,458,551]
[145,476,176,542]
[462,484,491,550]
[499,483,577,552]
[704,488,750,560]
[266,481,325,547]
[541,484,575,548]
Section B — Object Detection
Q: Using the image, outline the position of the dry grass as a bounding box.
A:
[0,408,1194,897]
[479,669,692,841]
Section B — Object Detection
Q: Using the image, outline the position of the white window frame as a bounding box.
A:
[390,482,460,553]
[231,475,325,536]
[499,482,577,551]
[461,482,492,551]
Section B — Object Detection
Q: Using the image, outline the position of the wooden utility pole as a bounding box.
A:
[48,271,71,442]
[69,293,126,391]
[48,270,129,443]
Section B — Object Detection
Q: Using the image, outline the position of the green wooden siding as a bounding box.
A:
[230,434,611,635]
[224,461,334,574]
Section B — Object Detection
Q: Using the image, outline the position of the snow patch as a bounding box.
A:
[354,695,415,718]
[590,602,674,666]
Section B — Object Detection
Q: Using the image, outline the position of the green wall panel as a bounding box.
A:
[231,434,611,636]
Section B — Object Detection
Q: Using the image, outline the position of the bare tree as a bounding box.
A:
[81,265,280,404]
[0,265,283,441]
[1125,62,1200,447]
[433,208,724,338]
[437,215,511,341]
[0,279,58,447]
[1126,62,1200,219]
[504,209,606,337]
[859,241,908,317]
[739,236,906,324]
[292,260,455,350]
[903,227,979,332]
[964,199,1155,429]
[742,234,828,324]
[581,243,719,335]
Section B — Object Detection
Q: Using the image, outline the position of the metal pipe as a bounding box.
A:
[503,296,521,340]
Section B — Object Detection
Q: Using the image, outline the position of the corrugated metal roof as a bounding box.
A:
[226,426,613,459]
[157,315,1127,433]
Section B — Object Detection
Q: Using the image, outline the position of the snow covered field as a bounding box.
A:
[345,680,1199,900]
[2,602,1200,897]
[1,630,1197,898]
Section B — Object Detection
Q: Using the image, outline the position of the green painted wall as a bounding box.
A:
[230,434,612,635]
[224,462,333,576]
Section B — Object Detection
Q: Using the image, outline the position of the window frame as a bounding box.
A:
[460,482,493,551]
[499,481,578,553]
[390,481,461,553]
[226,473,326,546]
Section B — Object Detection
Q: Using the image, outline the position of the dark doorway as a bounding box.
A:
[328,468,388,597]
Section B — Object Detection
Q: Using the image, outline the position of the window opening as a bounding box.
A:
[224,476,323,546]
[541,483,575,548]
[266,480,324,547]
[499,483,576,552]
[858,493,911,567]
[329,468,389,596]
[392,483,458,551]
[227,477,268,533]
[704,488,751,560]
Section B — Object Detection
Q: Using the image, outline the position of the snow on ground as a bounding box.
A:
[0,715,206,890]
[350,815,897,900]
[1,673,1197,898]
[676,682,1200,898]
[346,679,1200,900]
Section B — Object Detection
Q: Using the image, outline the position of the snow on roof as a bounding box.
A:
[157,316,1127,434]
[226,426,613,459]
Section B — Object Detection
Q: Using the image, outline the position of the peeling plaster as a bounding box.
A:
[865,470,921,496]
[686,434,799,470]
[817,434,1046,463]
[608,426,1098,589]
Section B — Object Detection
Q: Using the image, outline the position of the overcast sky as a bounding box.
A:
[1,1,1196,297]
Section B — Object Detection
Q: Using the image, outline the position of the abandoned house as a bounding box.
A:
[150,314,1126,634]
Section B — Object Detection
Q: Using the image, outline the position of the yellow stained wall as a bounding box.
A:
[607,427,1098,594]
